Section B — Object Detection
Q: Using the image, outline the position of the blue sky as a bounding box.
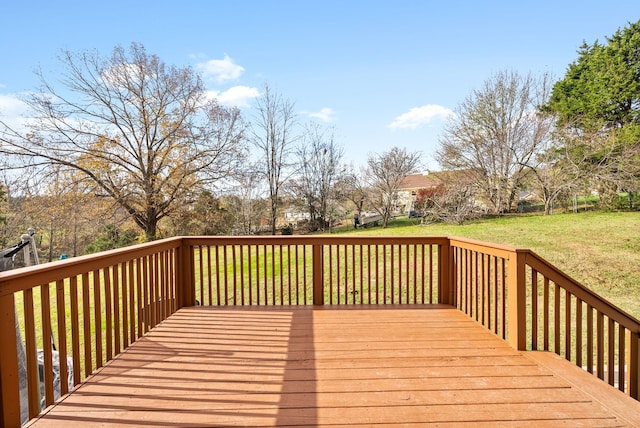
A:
[1,1,638,170]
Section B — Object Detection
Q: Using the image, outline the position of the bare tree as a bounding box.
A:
[436,71,554,214]
[292,123,344,231]
[339,164,369,227]
[250,85,297,234]
[228,163,265,235]
[0,43,246,240]
[366,146,421,227]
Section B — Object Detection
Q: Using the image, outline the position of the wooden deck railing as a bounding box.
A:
[182,236,449,306]
[0,235,638,427]
[449,237,640,399]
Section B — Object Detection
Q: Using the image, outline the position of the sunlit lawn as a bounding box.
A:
[332,210,640,319]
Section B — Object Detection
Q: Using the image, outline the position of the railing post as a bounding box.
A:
[312,243,324,306]
[438,240,452,305]
[0,294,21,427]
[630,331,640,399]
[178,239,195,308]
[507,249,527,351]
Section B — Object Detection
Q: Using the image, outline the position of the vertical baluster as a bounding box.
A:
[383,245,388,304]
[239,245,245,305]
[203,246,209,306]
[350,245,355,304]
[629,331,639,399]
[421,245,426,304]
[287,244,292,305]
[130,260,138,342]
[565,290,572,361]
[327,245,341,305]
[40,284,55,407]
[531,270,538,350]
[608,318,615,386]
[543,277,550,350]
[402,245,407,304]
[93,270,103,368]
[488,255,493,330]
[554,283,561,354]
[216,245,222,305]
[294,245,299,305]
[597,311,605,380]
[68,276,81,387]
[153,254,160,324]
[104,267,113,362]
[224,245,230,305]
[55,279,69,395]
[474,251,480,322]
[479,253,485,323]
[82,272,92,377]
[587,304,594,374]
[279,244,284,305]
[241,245,247,306]
[303,245,308,304]
[121,263,129,349]
[576,298,583,369]
[23,289,40,418]
[199,246,204,307]
[136,258,143,337]
[412,245,417,304]
[233,245,239,305]
[493,256,499,335]
[618,326,626,392]
[390,244,395,304]
[162,250,169,317]
[501,258,507,339]
[360,244,364,304]
[255,245,261,305]
[248,245,254,305]
[263,245,268,305]
[374,244,379,304]
[465,249,471,315]
[112,265,121,355]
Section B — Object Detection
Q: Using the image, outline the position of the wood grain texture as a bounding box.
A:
[27,306,640,427]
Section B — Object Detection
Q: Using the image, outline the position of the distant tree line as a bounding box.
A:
[433,20,640,219]
[1,19,640,257]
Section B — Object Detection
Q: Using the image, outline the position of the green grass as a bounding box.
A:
[331,211,640,319]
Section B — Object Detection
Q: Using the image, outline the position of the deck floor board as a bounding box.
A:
[27,306,640,427]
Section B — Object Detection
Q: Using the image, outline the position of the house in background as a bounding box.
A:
[397,171,442,215]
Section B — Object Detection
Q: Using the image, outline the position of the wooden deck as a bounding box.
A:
[27,306,640,427]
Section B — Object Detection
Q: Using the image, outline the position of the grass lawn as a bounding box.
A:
[331,210,640,319]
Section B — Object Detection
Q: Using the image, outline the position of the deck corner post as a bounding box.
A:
[178,238,195,308]
[312,243,324,306]
[507,249,527,351]
[438,240,453,305]
[0,294,21,428]
[630,331,640,399]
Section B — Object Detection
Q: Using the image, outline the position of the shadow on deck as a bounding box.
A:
[26,306,640,427]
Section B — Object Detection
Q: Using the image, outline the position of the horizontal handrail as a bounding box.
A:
[0,237,183,297]
[524,251,640,333]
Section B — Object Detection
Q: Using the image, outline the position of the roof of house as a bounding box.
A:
[398,172,441,190]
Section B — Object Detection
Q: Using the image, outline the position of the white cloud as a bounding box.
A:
[205,85,260,108]
[388,104,453,130]
[197,55,244,83]
[0,92,31,130]
[306,107,335,123]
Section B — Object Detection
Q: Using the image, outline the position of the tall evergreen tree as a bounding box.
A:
[544,20,640,206]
